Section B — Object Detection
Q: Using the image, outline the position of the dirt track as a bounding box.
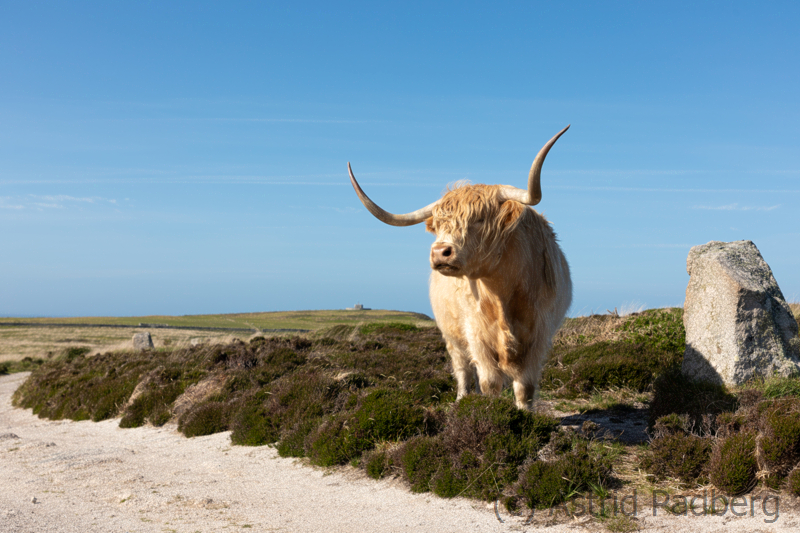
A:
[1,372,798,532]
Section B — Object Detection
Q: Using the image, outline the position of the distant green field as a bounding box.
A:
[0,309,436,364]
[0,309,435,331]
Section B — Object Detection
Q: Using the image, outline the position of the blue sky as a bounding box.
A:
[1,1,798,318]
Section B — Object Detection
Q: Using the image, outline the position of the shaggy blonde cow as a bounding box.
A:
[348,126,572,409]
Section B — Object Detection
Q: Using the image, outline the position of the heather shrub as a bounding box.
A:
[758,399,800,483]
[401,436,445,493]
[516,441,614,509]
[642,432,711,484]
[787,468,800,497]
[179,401,229,437]
[363,448,392,479]
[392,396,559,501]
[649,367,737,431]
[709,431,757,495]
[306,389,430,466]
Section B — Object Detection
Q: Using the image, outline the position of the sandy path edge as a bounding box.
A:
[1,372,797,533]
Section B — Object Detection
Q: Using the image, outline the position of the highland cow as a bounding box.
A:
[348,126,572,409]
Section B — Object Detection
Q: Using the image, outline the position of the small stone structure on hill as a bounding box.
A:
[133,332,154,351]
[346,303,371,310]
[683,240,800,386]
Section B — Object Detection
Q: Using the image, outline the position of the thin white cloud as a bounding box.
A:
[0,195,118,210]
[608,243,694,249]
[551,169,800,177]
[29,194,117,204]
[552,185,800,193]
[208,117,380,124]
[316,206,361,214]
[692,203,780,211]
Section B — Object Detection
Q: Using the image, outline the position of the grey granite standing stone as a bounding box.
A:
[683,240,800,385]
[133,332,154,351]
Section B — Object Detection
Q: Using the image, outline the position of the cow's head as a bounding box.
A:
[348,126,569,279]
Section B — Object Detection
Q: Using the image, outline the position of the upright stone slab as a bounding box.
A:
[683,240,800,385]
[133,332,154,351]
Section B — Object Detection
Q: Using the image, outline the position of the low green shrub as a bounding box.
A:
[761,375,800,400]
[649,367,738,430]
[787,468,800,497]
[542,340,681,396]
[650,413,690,437]
[119,364,206,428]
[359,322,419,336]
[63,346,91,360]
[708,430,757,495]
[642,432,711,484]
[364,449,392,479]
[12,353,151,423]
[392,396,559,501]
[229,370,343,449]
[758,399,800,480]
[400,436,445,493]
[410,377,455,405]
[307,389,429,467]
[516,441,614,509]
[229,400,280,446]
[620,308,685,355]
[179,401,229,437]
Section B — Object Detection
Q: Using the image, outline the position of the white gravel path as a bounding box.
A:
[1,372,798,532]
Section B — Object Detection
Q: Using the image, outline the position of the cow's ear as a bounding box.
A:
[425,217,435,233]
[500,201,525,229]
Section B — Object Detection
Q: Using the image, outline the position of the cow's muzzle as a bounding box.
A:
[431,243,459,273]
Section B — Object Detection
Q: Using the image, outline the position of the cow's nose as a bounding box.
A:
[431,244,453,262]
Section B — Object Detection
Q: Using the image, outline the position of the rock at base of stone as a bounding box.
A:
[682,240,800,386]
[133,332,154,351]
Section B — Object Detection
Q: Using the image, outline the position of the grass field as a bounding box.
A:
[0,309,434,330]
[0,309,435,365]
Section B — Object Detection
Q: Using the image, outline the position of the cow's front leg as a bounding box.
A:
[508,342,547,410]
[512,379,535,410]
[469,340,502,396]
[446,340,472,400]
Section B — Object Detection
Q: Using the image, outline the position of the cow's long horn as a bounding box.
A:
[499,125,570,206]
[348,163,438,226]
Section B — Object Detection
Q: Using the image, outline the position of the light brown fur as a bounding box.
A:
[426,184,571,409]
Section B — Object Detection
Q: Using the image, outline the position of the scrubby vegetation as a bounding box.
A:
[642,373,800,495]
[11,306,800,518]
[542,308,684,397]
[0,354,48,375]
